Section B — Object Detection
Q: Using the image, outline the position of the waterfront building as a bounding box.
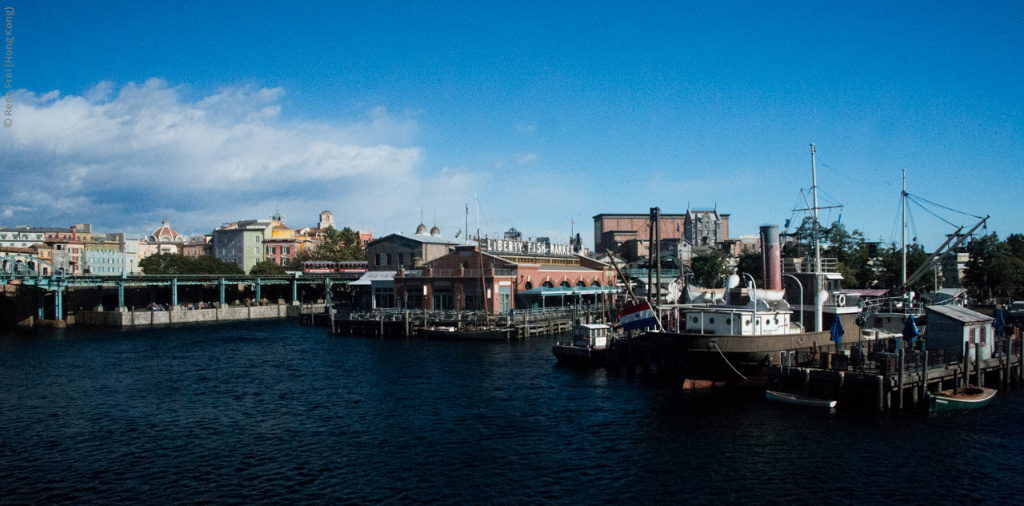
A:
[84,238,126,275]
[365,221,459,272]
[925,305,995,360]
[48,238,85,275]
[392,237,615,313]
[213,219,274,272]
[0,244,55,274]
[262,213,313,266]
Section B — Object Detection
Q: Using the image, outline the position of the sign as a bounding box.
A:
[485,239,575,257]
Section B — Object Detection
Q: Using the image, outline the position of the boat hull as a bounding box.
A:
[928,386,997,413]
[552,344,606,366]
[766,390,837,408]
[421,328,513,340]
[635,330,834,382]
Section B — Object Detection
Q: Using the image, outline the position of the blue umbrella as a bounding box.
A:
[902,315,919,345]
[993,309,1005,336]
[830,318,845,347]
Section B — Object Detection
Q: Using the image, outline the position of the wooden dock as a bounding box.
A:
[601,329,1022,411]
[302,305,611,338]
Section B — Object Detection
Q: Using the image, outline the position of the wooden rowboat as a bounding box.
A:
[766,390,837,408]
[928,386,996,413]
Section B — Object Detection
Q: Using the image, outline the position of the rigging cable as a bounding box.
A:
[712,342,749,381]
[907,195,960,229]
[906,193,985,220]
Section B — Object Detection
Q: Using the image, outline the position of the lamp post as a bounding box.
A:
[783,273,804,331]
[742,272,757,336]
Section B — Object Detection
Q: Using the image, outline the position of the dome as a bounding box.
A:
[430,225,440,236]
[415,223,428,235]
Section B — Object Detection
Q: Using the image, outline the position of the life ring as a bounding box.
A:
[836,294,846,307]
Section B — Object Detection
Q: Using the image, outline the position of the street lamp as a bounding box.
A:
[742,272,757,335]
[783,273,804,332]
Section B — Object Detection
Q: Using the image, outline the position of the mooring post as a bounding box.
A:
[975,343,982,388]
[898,348,905,409]
[877,375,885,411]
[921,350,930,401]
[405,310,410,337]
[964,341,971,389]
[836,371,844,404]
[803,368,811,397]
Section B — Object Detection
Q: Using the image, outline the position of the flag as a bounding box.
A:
[618,302,657,331]
[902,315,919,344]
[993,309,1005,336]
[830,318,844,346]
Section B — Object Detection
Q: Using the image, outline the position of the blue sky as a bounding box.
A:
[3,0,1022,250]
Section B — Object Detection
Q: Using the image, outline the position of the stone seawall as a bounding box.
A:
[75,304,327,327]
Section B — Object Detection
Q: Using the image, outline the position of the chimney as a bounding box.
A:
[761,225,782,291]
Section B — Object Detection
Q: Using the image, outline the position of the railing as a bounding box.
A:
[622,269,681,279]
[783,257,839,274]
[403,268,516,278]
[335,303,614,326]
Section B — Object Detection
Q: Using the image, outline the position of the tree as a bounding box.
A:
[250,259,287,275]
[735,247,763,286]
[875,242,936,293]
[689,250,731,288]
[308,225,365,263]
[964,233,1024,301]
[137,253,242,275]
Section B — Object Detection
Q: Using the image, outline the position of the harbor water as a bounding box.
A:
[2,321,1021,505]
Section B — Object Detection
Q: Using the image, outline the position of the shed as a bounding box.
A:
[924,305,994,360]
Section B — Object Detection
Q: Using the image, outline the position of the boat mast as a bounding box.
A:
[811,144,823,332]
[475,195,490,326]
[902,168,907,293]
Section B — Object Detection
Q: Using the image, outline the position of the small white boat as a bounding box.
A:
[766,390,837,408]
[552,323,612,366]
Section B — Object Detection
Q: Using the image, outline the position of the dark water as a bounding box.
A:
[1,321,1021,505]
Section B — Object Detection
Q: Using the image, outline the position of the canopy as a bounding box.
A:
[993,309,1005,335]
[518,286,618,297]
[902,315,919,344]
[830,318,844,346]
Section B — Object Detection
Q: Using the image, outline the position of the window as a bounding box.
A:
[386,253,392,266]
[284,246,290,254]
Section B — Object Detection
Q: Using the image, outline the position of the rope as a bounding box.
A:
[712,342,749,381]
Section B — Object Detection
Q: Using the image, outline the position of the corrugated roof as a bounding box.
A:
[926,305,992,324]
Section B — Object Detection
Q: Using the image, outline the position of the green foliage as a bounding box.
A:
[287,226,365,267]
[874,242,937,293]
[250,259,287,275]
[735,247,762,286]
[138,253,243,275]
[689,249,731,288]
[964,233,1024,301]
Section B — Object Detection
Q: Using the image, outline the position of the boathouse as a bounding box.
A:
[925,305,994,360]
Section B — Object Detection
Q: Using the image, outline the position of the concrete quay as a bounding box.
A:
[73,303,328,327]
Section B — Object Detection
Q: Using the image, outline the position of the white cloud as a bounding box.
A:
[0,79,476,237]
[516,153,537,165]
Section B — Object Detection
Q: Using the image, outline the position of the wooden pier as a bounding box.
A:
[764,334,1023,410]
[302,304,611,338]
[602,329,1022,411]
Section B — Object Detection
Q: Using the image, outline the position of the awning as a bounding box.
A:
[519,286,619,296]
[350,271,397,286]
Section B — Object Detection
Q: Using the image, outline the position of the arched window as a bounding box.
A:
[542,281,554,288]
[559,281,571,288]
[575,281,586,287]
[524,281,533,290]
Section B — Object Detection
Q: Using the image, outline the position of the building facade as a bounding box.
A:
[593,209,730,255]
[213,220,274,272]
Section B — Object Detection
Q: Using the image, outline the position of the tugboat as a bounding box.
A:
[552,323,612,365]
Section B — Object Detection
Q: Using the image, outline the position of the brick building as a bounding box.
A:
[593,208,730,255]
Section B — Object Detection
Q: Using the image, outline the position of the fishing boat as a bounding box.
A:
[766,390,837,408]
[421,326,514,340]
[552,323,612,365]
[927,386,997,413]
